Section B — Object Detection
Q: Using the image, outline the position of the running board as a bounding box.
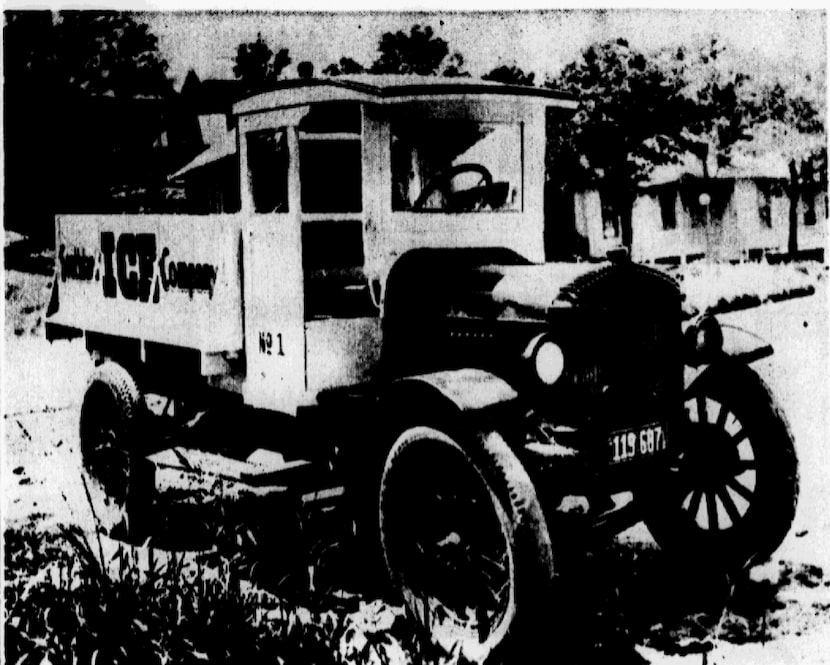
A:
[145,447,315,496]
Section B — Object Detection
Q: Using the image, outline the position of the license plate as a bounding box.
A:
[609,423,667,464]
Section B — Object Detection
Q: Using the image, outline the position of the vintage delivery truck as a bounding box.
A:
[46,76,798,661]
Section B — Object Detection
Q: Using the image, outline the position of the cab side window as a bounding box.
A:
[246,128,289,213]
[299,103,362,213]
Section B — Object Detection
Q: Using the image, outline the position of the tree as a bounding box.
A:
[441,51,470,78]
[232,33,291,92]
[743,79,825,253]
[545,37,825,251]
[483,64,535,87]
[546,39,689,246]
[4,11,175,238]
[4,11,172,99]
[322,56,366,77]
[665,39,763,178]
[369,24,467,77]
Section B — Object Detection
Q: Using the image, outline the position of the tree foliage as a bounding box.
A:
[546,37,824,191]
[322,56,366,77]
[368,24,467,77]
[323,25,468,78]
[441,51,471,78]
[4,10,172,99]
[232,33,291,92]
[4,11,176,238]
[545,36,825,248]
[547,39,688,194]
[483,64,535,87]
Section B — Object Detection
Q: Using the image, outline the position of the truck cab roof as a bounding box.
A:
[233,75,577,115]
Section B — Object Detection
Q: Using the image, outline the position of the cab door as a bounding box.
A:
[240,110,307,413]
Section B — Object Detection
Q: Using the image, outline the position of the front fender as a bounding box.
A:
[721,323,773,364]
[684,357,785,422]
[393,368,518,413]
[685,316,773,369]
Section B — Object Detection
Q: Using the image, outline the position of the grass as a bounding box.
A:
[3,473,439,665]
[2,515,429,665]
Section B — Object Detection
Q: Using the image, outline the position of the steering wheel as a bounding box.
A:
[412,163,494,212]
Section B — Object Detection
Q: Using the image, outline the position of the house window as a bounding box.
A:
[659,188,677,230]
[757,181,772,228]
[600,192,622,239]
[803,189,818,227]
[246,128,289,213]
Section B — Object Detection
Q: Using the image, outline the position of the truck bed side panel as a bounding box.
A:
[49,214,244,354]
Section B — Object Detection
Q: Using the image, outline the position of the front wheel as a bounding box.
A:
[642,364,799,572]
[379,426,554,664]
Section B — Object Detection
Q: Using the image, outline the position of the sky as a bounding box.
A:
[141,9,826,96]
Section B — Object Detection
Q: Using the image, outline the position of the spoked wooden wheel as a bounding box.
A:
[675,396,758,532]
[643,366,798,572]
[380,427,553,663]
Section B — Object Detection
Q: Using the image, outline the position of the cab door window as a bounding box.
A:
[246,128,289,213]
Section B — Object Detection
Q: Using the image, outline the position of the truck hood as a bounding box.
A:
[448,260,679,320]
[484,262,604,311]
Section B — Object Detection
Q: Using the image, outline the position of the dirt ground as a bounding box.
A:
[3,267,829,664]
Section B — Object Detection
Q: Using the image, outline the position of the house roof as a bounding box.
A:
[643,151,791,188]
[233,75,577,115]
[169,129,235,180]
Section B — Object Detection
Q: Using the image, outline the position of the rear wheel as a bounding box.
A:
[643,365,799,572]
[380,426,553,663]
[79,362,144,505]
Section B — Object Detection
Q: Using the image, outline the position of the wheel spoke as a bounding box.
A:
[477,552,507,575]
[726,477,754,501]
[725,484,751,517]
[706,491,719,531]
[685,489,703,518]
[715,403,728,429]
[697,396,708,424]
[717,487,743,524]
[734,459,757,472]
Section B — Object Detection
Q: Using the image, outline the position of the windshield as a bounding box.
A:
[391,119,522,213]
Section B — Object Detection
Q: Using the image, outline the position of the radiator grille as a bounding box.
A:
[548,264,682,430]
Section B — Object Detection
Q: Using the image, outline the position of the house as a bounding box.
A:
[572,154,827,263]
[169,75,248,213]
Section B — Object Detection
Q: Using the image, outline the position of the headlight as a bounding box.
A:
[524,334,565,386]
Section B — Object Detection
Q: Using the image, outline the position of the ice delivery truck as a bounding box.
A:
[46,76,799,662]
